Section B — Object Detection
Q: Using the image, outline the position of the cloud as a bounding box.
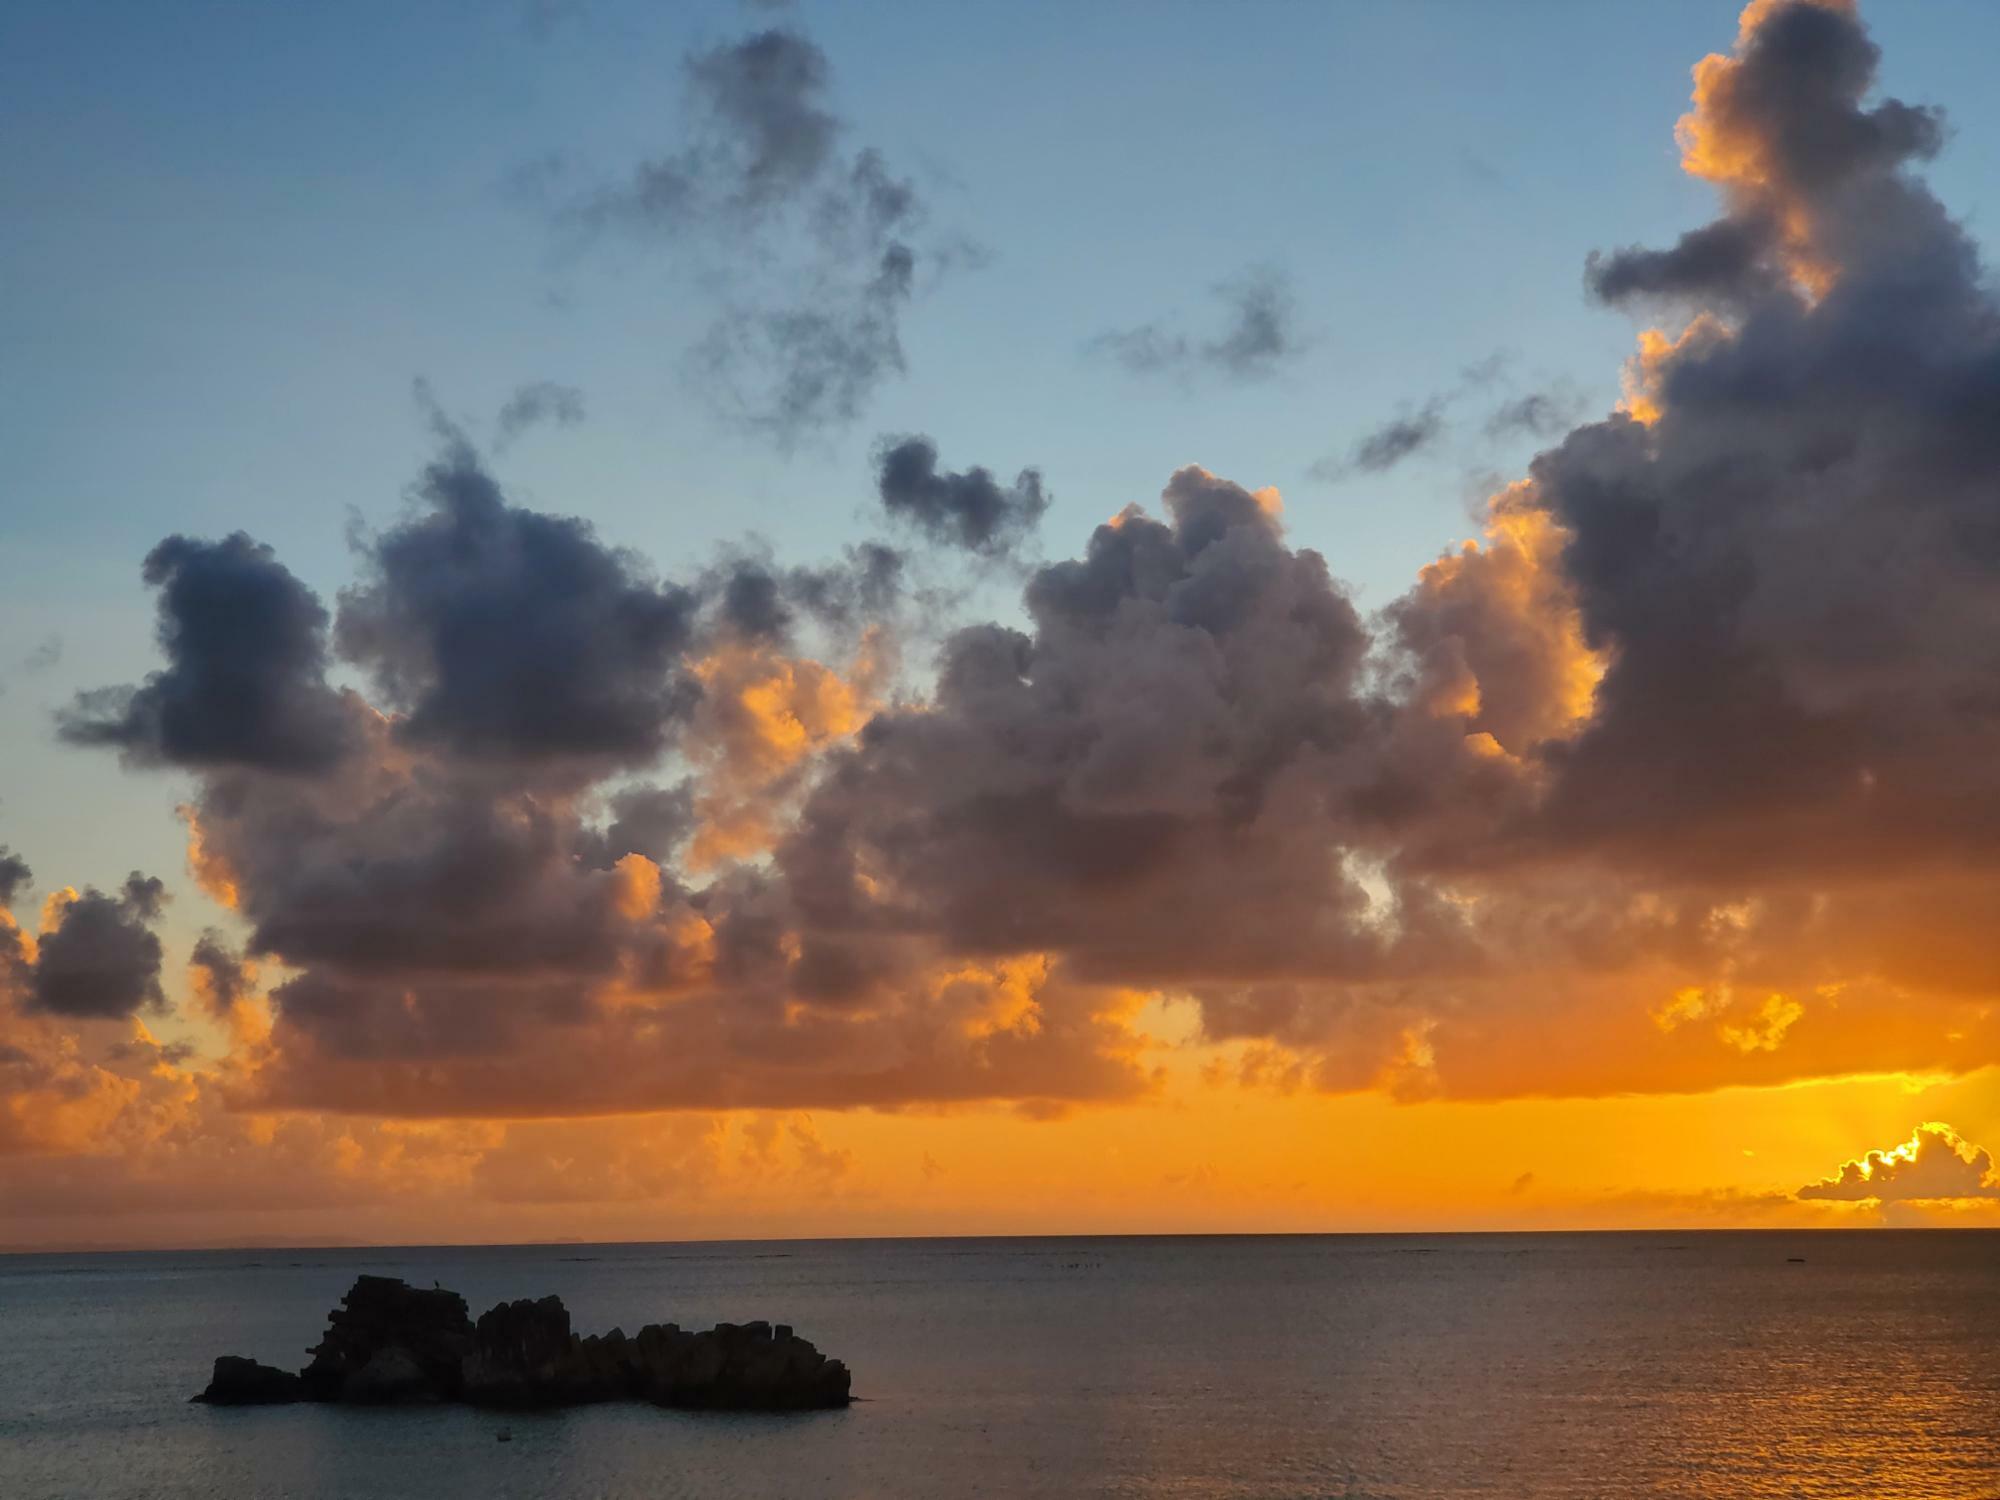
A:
[1091,267,1305,383]
[564,27,956,444]
[45,429,1146,1121]
[1319,402,1447,479]
[694,239,917,441]
[1798,1123,2000,1201]
[1483,391,1582,441]
[57,534,357,774]
[1525,0,1998,885]
[1316,355,1547,478]
[495,381,585,446]
[334,438,698,768]
[27,875,167,1020]
[34,0,2000,1148]
[187,931,253,1018]
[0,849,29,909]
[778,466,1453,986]
[873,436,1051,556]
[1586,217,1781,307]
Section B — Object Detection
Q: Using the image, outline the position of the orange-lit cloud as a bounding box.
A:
[1797,1122,2000,1202]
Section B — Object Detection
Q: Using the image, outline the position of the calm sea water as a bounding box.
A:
[1,1232,1996,1499]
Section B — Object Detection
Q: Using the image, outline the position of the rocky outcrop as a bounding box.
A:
[626,1320,854,1411]
[192,1355,306,1405]
[300,1274,475,1402]
[194,1275,852,1413]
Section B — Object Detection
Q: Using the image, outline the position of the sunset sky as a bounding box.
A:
[6,0,2000,1249]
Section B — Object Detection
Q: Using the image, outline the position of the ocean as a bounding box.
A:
[1,1232,1996,1498]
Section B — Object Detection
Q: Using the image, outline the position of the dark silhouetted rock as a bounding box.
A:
[301,1274,473,1402]
[625,1318,851,1410]
[462,1294,603,1408]
[196,1274,851,1413]
[192,1355,305,1405]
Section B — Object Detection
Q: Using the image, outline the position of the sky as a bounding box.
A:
[5,0,2000,1249]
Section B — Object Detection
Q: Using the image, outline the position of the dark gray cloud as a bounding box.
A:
[1313,354,1534,479]
[1092,268,1305,382]
[1349,403,1446,474]
[0,848,29,908]
[702,542,906,648]
[495,382,585,445]
[1586,217,1780,307]
[57,533,356,774]
[583,28,838,232]
[188,931,251,1016]
[567,29,949,444]
[334,441,698,768]
[210,770,644,985]
[781,543,904,634]
[1311,402,1447,481]
[27,875,166,1020]
[1091,267,1305,383]
[874,436,1051,556]
[717,561,794,642]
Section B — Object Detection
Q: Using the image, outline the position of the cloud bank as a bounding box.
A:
[9,1,2000,1226]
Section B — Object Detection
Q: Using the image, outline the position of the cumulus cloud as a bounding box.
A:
[335,439,698,768]
[43,427,1147,1122]
[1091,267,1305,383]
[874,436,1051,557]
[1798,1123,2000,1201]
[27,875,167,1020]
[58,534,357,773]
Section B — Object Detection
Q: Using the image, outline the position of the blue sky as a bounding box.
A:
[5,0,2000,959]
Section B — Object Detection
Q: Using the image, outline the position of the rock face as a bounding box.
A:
[195,1275,852,1413]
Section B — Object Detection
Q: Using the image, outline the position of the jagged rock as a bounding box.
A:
[462,1295,603,1408]
[196,1274,852,1412]
[300,1274,473,1402]
[191,1355,305,1405]
[627,1318,851,1411]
